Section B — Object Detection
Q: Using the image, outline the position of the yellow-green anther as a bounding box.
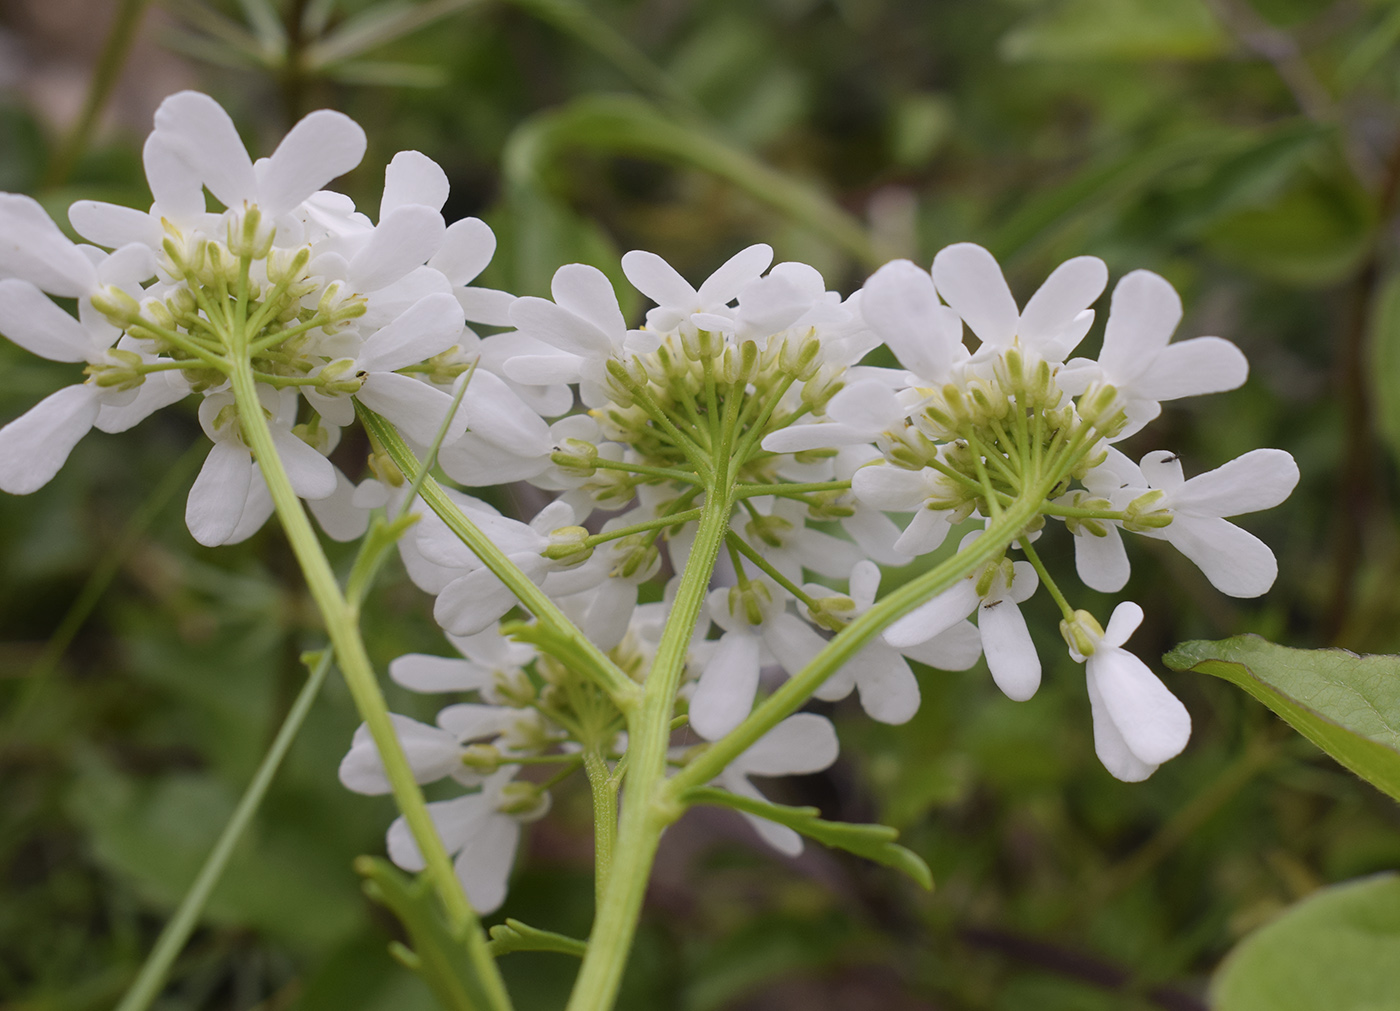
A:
[745,513,794,548]
[1123,489,1173,531]
[807,593,856,632]
[84,348,146,389]
[90,286,143,327]
[728,579,773,627]
[497,782,548,818]
[1060,609,1104,659]
[612,537,659,579]
[551,439,599,476]
[806,491,855,520]
[367,448,406,488]
[461,743,503,772]
[317,358,364,394]
[799,365,844,413]
[544,526,594,564]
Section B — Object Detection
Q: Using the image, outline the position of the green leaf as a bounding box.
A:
[1368,271,1400,472]
[1164,635,1400,803]
[683,786,933,889]
[1000,0,1227,62]
[1212,874,1400,1011]
[356,857,501,1011]
[486,919,588,959]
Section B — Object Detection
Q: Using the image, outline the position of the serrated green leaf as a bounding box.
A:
[486,919,587,958]
[684,786,932,889]
[1212,874,1400,1011]
[356,857,499,1011]
[1164,635,1400,803]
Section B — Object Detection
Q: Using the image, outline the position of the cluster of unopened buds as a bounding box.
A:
[0,92,1298,914]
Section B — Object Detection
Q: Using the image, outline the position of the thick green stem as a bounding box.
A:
[564,484,736,1011]
[229,366,511,1010]
[582,746,618,911]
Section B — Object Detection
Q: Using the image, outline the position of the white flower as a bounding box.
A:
[689,578,828,741]
[931,243,1107,361]
[1127,448,1299,598]
[388,627,537,697]
[883,533,1042,702]
[1057,270,1249,439]
[808,561,981,724]
[1070,602,1191,782]
[186,388,335,547]
[859,258,969,386]
[714,713,839,856]
[621,243,773,334]
[385,766,548,914]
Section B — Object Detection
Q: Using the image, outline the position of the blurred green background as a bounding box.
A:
[3,0,1400,1008]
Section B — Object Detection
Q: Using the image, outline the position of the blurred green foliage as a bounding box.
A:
[4,0,1400,1008]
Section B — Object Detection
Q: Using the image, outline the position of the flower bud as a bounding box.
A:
[550,438,599,476]
[1060,608,1105,663]
[83,348,146,390]
[90,286,144,328]
[543,525,594,565]
[460,743,503,773]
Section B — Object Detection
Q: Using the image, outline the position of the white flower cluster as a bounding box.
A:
[0,94,1299,912]
[0,91,512,546]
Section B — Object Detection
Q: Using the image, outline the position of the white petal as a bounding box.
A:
[436,433,549,486]
[357,292,465,374]
[389,653,493,693]
[454,812,520,915]
[349,205,446,292]
[1102,600,1144,649]
[256,109,366,215]
[690,632,762,741]
[307,468,369,541]
[1134,336,1248,402]
[695,243,773,304]
[883,580,978,648]
[899,619,982,670]
[435,570,519,636]
[153,91,256,210]
[1073,523,1130,593]
[142,133,205,220]
[736,712,839,776]
[269,426,336,500]
[931,243,1018,347]
[380,150,449,218]
[225,465,274,544]
[1160,515,1279,597]
[764,612,828,674]
[1089,647,1191,766]
[436,703,522,741]
[1171,448,1299,517]
[861,259,965,382]
[68,201,162,249]
[1098,270,1182,380]
[1086,668,1159,782]
[457,286,516,325]
[621,250,696,308]
[358,372,467,447]
[842,506,911,566]
[0,194,98,296]
[430,217,496,285]
[338,714,461,794]
[851,644,921,724]
[851,463,930,510]
[0,384,101,494]
[509,296,613,360]
[185,441,252,546]
[0,279,95,361]
[500,351,584,386]
[979,598,1040,701]
[550,263,625,337]
[1139,449,1185,490]
[1017,256,1107,348]
[893,506,953,557]
[461,370,552,455]
[96,370,190,433]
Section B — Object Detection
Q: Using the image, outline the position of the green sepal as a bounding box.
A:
[487,918,588,959]
[355,856,501,1011]
[1164,635,1400,804]
[682,786,933,890]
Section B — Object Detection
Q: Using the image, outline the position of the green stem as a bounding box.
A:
[734,480,851,499]
[584,508,703,547]
[361,405,640,710]
[582,746,618,911]
[591,457,703,485]
[564,473,737,1011]
[229,366,511,1010]
[1018,536,1074,621]
[113,651,333,1011]
[725,532,822,612]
